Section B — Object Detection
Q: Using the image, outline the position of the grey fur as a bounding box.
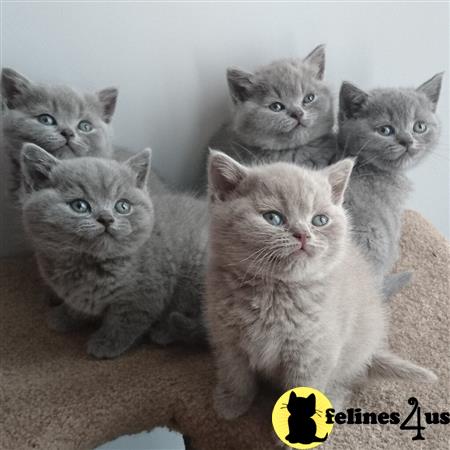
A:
[336,74,443,276]
[205,151,436,420]
[2,68,118,201]
[21,144,207,358]
[209,45,336,169]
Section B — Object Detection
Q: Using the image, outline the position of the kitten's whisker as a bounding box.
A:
[232,141,258,159]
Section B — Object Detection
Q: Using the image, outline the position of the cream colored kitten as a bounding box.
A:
[205,151,436,420]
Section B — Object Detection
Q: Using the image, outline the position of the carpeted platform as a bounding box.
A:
[0,210,448,450]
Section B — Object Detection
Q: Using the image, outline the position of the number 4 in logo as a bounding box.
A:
[400,397,426,440]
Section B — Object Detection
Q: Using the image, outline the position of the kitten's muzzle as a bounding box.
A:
[293,232,309,249]
[289,110,306,127]
[397,132,413,149]
[289,110,304,121]
[97,213,115,227]
[61,128,75,139]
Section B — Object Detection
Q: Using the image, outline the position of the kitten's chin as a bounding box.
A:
[82,241,136,259]
[235,121,322,151]
[269,253,325,282]
[52,142,89,158]
[377,152,424,171]
[398,150,429,170]
[67,232,137,258]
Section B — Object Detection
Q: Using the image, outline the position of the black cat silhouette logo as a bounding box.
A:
[285,392,328,444]
[272,387,334,449]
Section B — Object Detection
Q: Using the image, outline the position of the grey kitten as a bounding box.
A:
[205,151,436,420]
[209,45,336,169]
[2,68,118,200]
[21,144,207,358]
[335,73,443,277]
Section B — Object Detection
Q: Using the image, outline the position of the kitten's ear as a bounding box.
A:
[303,44,326,79]
[97,87,118,123]
[125,148,152,189]
[208,149,248,201]
[21,143,59,190]
[323,158,354,205]
[289,391,297,401]
[417,72,443,111]
[339,82,369,119]
[227,67,254,103]
[2,68,33,109]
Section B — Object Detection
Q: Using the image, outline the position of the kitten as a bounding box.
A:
[336,73,443,277]
[2,68,118,201]
[205,151,436,420]
[21,144,207,358]
[208,45,336,169]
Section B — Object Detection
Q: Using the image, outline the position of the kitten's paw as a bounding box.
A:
[150,328,175,346]
[47,306,79,333]
[87,330,131,359]
[213,385,252,420]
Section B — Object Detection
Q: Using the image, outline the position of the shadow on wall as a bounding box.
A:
[0,128,32,257]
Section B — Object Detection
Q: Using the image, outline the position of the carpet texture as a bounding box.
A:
[0,210,448,450]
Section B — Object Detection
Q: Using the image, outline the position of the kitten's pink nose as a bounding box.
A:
[293,232,309,248]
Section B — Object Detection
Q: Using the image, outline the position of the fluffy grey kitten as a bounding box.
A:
[209,45,336,168]
[21,144,207,358]
[336,73,443,277]
[2,68,118,200]
[205,151,436,420]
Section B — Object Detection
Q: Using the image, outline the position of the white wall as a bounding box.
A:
[2,2,449,258]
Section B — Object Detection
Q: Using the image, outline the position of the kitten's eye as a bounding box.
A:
[312,214,329,227]
[37,114,57,126]
[269,102,285,112]
[78,120,94,132]
[263,211,285,226]
[413,121,427,134]
[377,125,395,136]
[69,199,91,214]
[303,93,315,104]
[115,199,131,214]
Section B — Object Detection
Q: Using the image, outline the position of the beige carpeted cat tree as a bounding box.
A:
[1,210,448,450]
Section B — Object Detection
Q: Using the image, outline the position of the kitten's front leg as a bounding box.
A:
[87,301,157,359]
[283,354,334,394]
[213,347,257,420]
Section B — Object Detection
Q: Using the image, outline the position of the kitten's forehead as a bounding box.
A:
[255,60,319,98]
[367,88,433,122]
[20,84,100,118]
[51,158,135,199]
[244,163,330,212]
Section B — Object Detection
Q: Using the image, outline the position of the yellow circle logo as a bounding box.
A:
[272,387,334,449]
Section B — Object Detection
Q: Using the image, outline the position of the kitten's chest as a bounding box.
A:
[238,281,324,372]
[347,170,411,240]
[349,169,411,207]
[39,255,129,316]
